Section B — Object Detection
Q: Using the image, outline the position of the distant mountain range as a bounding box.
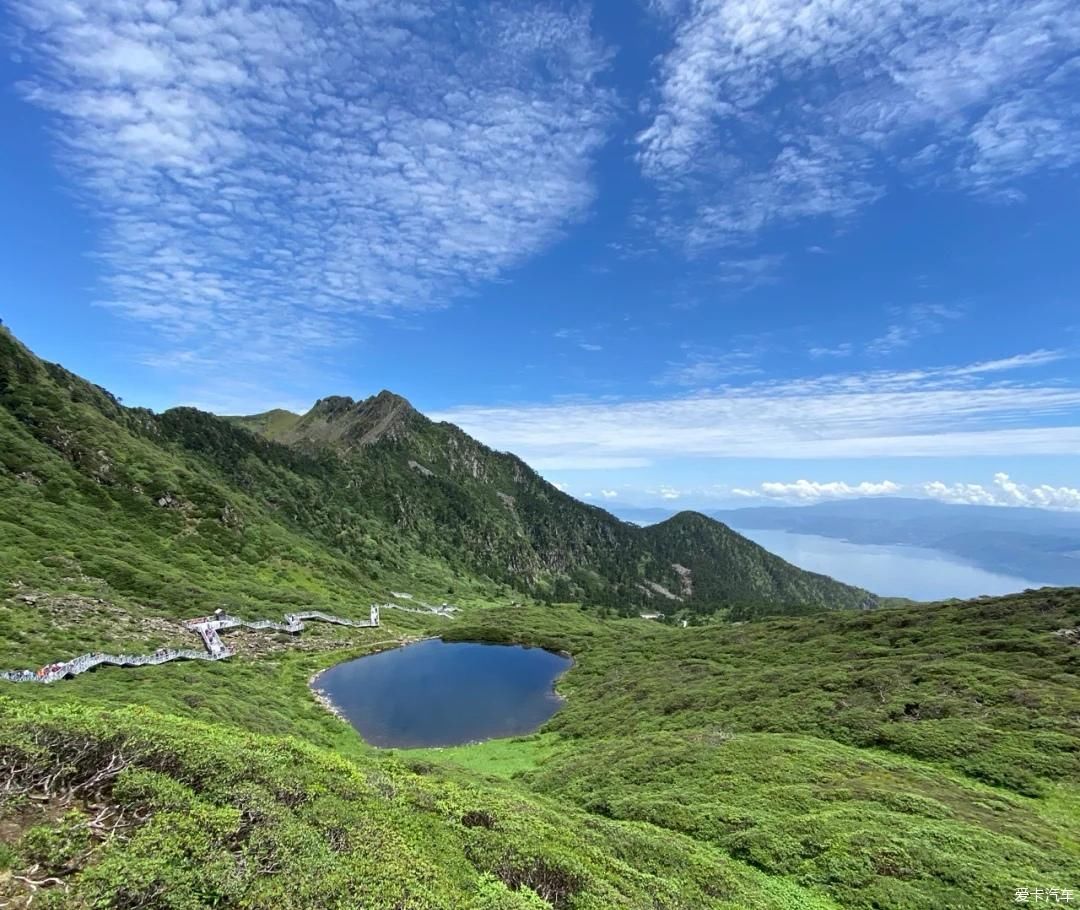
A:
[615,498,1080,587]
[0,327,876,619]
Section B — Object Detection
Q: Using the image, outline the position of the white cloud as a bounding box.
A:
[713,254,786,285]
[554,327,605,353]
[430,351,1080,464]
[526,456,653,471]
[600,489,618,498]
[923,473,1080,511]
[733,480,902,502]
[685,473,1080,512]
[957,78,1080,197]
[14,0,613,373]
[922,481,1000,507]
[658,486,682,500]
[645,0,690,18]
[638,0,1080,248]
[656,343,764,386]
[816,313,1054,366]
[866,303,966,356]
[951,349,1066,375]
[809,344,853,359]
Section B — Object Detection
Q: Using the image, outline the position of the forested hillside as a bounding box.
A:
[226,389,876,614]
[0,326,873,620]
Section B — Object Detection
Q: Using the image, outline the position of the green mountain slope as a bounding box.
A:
[0,326,873,620]
[223,408,303,439]
[0,697,852,910]
[0,327,1076,908]
[0,329,503,659]
[226,391,877,614]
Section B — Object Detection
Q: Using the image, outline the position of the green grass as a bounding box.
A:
[223,408,303,440]
[1,325,1078,908]
[405,733,568,779]
[3,589,1076,908]
[449,593,1080,794]
[0,699,850,910]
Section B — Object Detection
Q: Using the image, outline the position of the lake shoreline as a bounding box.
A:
[313,639,573,749]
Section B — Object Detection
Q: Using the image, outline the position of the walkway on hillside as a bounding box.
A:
[0,606,380,685]
[380,601,459,617]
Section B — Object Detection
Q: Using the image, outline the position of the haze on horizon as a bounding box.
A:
[3,0,1079,511]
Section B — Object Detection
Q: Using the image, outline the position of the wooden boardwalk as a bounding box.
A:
[0,606,380,685]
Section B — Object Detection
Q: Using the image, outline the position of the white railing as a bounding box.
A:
[1,605,381,685]
[380,602,459,617]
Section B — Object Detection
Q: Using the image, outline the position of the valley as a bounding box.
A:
[5,3,1079,906]
[2,591,1077,909]
[1,326,1078,909]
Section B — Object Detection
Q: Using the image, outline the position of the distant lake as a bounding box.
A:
[734,528,1050,601]
[315,639,571,748]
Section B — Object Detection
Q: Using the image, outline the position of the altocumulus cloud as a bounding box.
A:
[638,0,1080,249]
[13,0,613,363]
[430,352,1080,467]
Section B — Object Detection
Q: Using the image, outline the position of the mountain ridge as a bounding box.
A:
[226,385,878,613]
[1,326,876,617]
[3,325,1077,910]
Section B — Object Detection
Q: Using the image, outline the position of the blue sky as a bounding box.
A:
[2,0,1079,510]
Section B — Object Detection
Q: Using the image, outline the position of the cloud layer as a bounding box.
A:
[14,0,613,364]
[733,480,902,501]
[731,473,1080,512]
[431,352,1080,466]
[638,0,1080,249]
[923,473,1080,511]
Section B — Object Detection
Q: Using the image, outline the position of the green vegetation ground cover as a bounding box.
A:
[0,327,518,659]
[2,325,1078,908]
[0,324,874,621]
[406,732,569,779]
[449,591,1080,794]
[441,592,1080,908]
[4,590,1076,909]
[2,698,847,910]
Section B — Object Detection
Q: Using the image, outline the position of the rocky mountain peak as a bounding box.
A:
[309,395,357,416]
[287,389,420,448]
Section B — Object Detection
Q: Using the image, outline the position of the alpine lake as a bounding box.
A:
[315,638,572,748]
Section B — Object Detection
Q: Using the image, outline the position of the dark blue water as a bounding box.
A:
[316,639,571,748]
